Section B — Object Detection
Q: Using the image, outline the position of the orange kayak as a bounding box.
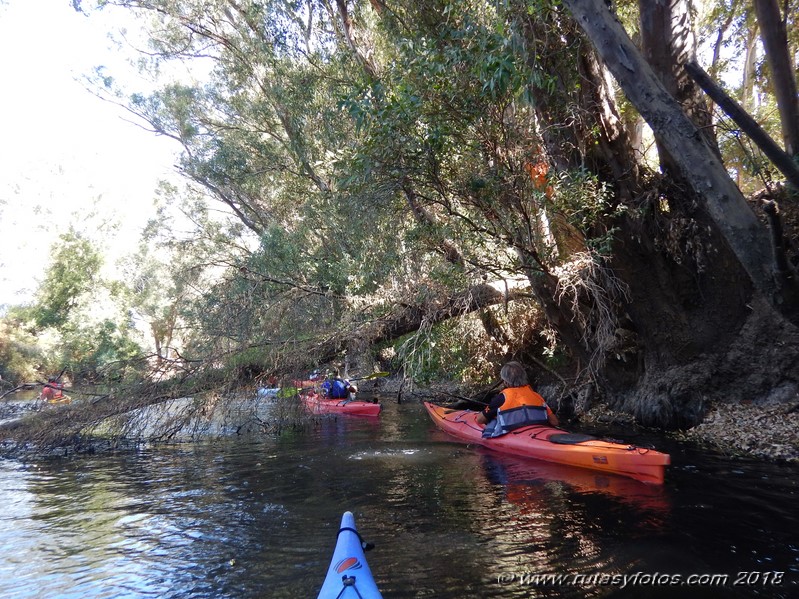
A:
[302,391,382,417]
[424,401,670,484]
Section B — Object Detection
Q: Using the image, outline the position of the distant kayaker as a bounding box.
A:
[324,369,358,400]
[476,361,558,438]
[40,377,64,402]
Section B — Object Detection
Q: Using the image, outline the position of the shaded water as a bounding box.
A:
[0,397,797,598]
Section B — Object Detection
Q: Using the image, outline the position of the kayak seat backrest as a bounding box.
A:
[548,433,597,445]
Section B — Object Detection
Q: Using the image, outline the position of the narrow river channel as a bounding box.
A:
[0,395,796,598]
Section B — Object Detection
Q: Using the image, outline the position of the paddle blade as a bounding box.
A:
[277,386,299,398]
[363,371,390,380]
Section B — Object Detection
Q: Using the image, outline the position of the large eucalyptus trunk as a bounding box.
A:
[753,0,799,157]
[554,0,799,426]
[638,0,720,165]
[563,0,778,306]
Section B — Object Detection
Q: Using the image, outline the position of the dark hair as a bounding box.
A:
[500,361,528,387]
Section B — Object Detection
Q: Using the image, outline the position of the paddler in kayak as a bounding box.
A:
[476,361,558,438]
[323,368,359,401]
[40,377,65,402]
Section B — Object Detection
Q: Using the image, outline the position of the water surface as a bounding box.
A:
[0,397,796,598]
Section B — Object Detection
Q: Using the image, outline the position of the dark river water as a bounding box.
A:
[0,395,797,598]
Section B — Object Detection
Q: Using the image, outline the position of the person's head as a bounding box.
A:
[500,361,528,387]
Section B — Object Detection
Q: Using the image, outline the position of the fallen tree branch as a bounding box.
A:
[309,283,527,364]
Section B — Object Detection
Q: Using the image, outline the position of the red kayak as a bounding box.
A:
[424,402,670,484]
[302,390,382,417]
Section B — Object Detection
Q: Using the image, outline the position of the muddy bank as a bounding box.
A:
[672,401,799,463]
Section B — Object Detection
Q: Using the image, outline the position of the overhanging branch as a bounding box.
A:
[684,60,799,190]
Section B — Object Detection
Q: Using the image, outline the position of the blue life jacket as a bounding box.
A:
[329,378,349,399]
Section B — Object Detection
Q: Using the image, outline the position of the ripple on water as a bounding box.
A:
[0,403,797,598]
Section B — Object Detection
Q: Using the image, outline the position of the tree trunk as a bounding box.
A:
[685,60,799,189]
[709,2,738,79]
[562,0,779,309]
[309,283,525,365]
[741,23,759,113]
[753,0,799,157]
[638,0,720,166]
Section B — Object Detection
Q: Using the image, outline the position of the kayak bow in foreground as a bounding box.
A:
[317,511,382,599]
[424,401,670,484]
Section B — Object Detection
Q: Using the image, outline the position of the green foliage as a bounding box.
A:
[31,231,102,330]
[86,1,603,380]
[395,320,473,385]
[716,103,786,195]
[131,84,202,143]
[541,343,569,370]
[550,168,613,230]
[56,318,144,382]
[70,0,799,393]
[9,226,160,383]
[395,297,552,386]
[222,346,271,375]
[0,311,43,384]
[117,233,191,361]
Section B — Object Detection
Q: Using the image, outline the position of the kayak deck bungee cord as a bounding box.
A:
[317,511,382,599]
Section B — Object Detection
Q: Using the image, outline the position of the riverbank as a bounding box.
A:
[568,399,799,464]
[671,401,799,463]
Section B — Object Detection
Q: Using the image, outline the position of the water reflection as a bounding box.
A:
[478,451,671,515]
[0,399,796,598]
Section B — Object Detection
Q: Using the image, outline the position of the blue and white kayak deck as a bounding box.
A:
[317,511,382,599]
